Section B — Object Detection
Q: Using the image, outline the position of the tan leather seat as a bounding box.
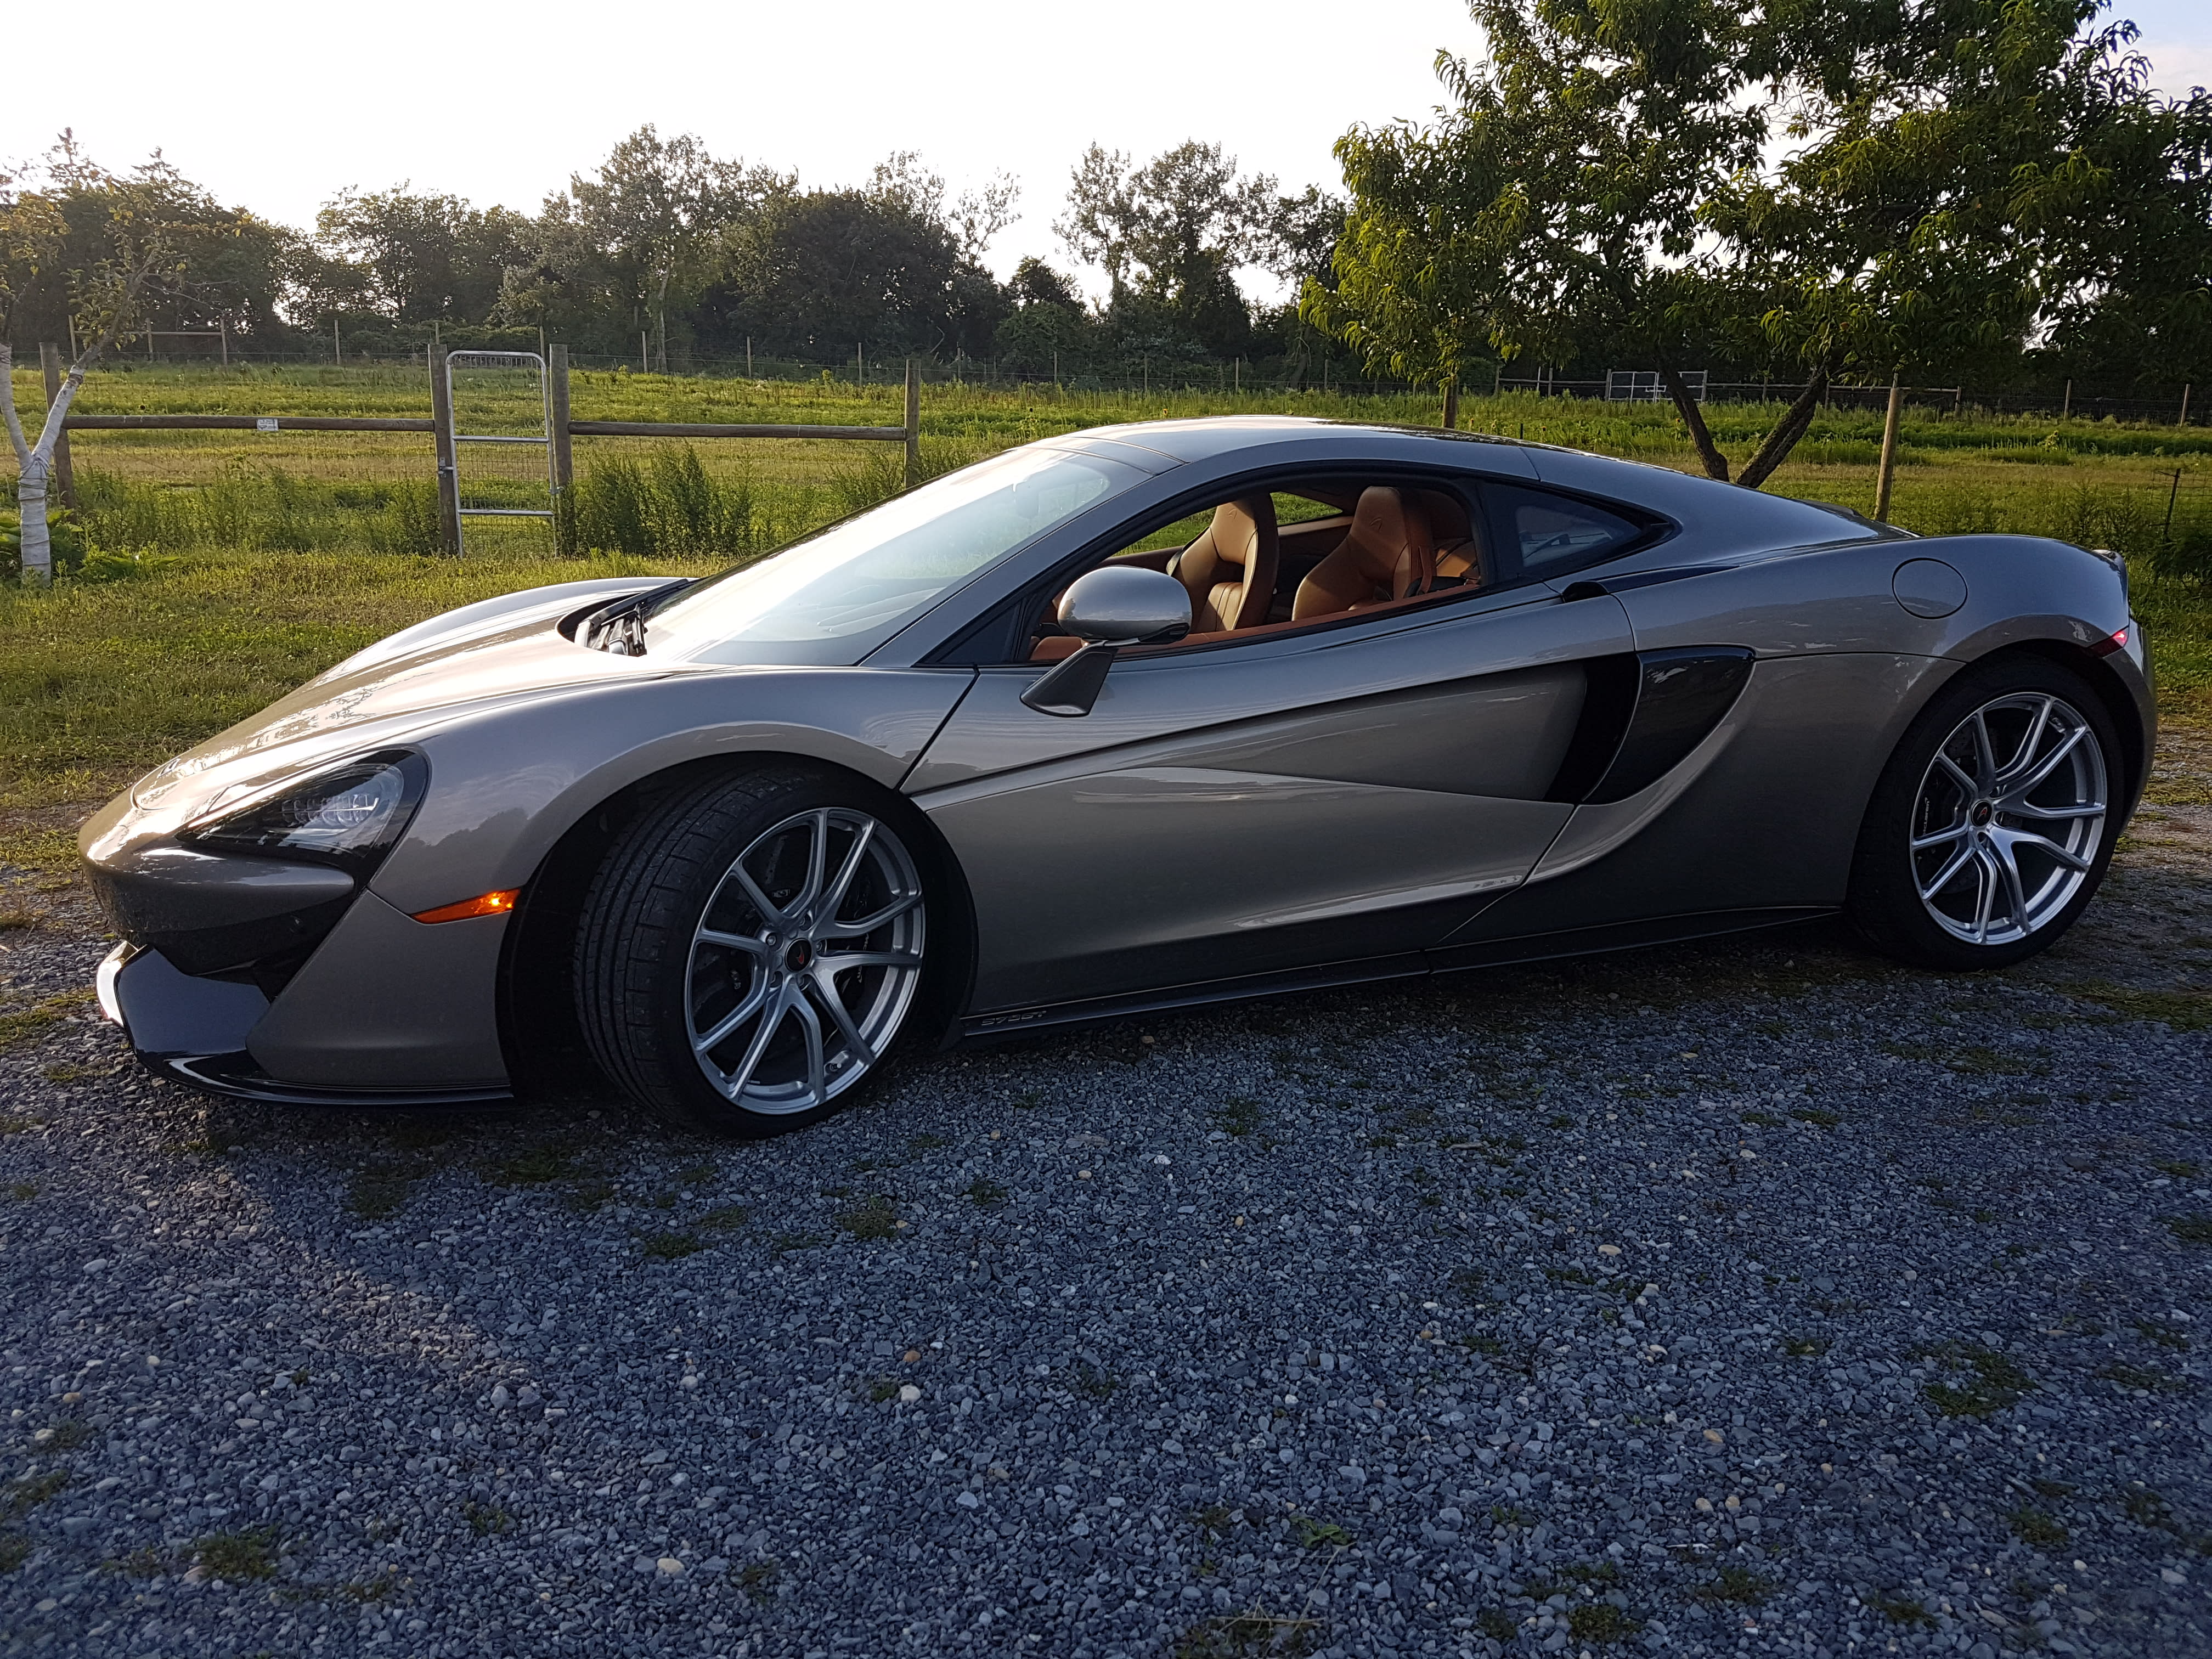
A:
[1291,487,1436,620]
[1175,496,1280,633]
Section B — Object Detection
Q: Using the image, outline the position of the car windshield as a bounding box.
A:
[642,447,1146,665]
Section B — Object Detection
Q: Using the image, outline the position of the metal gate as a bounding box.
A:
[435,349,554,552]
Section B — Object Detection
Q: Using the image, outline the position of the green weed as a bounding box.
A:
[2,1471,68,1518]
[1867,1592,1934,1627]
[192,1527,278,1580]
[1172,1610,1318,1657]
[2069,985,2212,1031]
[1566,1604,1644,1643]
[2007,1506,2069,1548]
[837,1197,900,1240]
[1211,1098,1262,1137]
[492,1142,580,1184]
[1920,1344,2036,1417]
[1695,1566,1773,1605]
[1290,1515,1352,1549]
[346,1163,420,1220]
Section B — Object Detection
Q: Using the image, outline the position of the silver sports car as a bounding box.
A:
[82,416,2150,1135]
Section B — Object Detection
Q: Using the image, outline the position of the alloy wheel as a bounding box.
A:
[685,807,925,1113]
[1909,691,2107,947]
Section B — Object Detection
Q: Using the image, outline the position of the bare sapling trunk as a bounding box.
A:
[1735,371,1830,489]
[4,278,151,584]
[1,344,61,585]
[1661,364,1731,481]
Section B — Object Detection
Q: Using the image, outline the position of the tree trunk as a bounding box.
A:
[5,326,129,584]
[16,467,52,585]
[1735,371,1831,490]
[1660,365,1730,481]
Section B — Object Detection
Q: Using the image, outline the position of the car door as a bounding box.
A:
[905,579,1635,1015]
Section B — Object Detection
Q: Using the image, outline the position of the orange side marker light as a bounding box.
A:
[412,889,520,924]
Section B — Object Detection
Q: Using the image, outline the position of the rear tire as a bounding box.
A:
[1847,655,2121,971]
[574,765,935,1136]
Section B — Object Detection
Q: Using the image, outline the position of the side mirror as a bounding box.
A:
[1056,565,1192,645]
[1021,566,1192,718]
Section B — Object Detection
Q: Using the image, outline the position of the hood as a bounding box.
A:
[121,581,689,833]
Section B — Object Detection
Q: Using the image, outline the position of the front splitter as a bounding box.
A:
[143,1048,514,1109]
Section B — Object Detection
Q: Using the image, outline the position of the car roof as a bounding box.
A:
[1039,416,1886,551]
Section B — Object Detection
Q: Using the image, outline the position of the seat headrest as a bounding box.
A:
[1206,498,1269,570]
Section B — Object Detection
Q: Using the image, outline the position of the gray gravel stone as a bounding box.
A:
[1,809,2210,1657]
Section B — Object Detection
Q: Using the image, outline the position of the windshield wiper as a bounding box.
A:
[583,579,692,656]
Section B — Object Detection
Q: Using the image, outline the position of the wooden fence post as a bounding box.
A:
[39,345,78,512]
[1874,375,1905,522]
[548,345,575,555]
[428,343,462,555]
[1441,378,1459,431]
[904,360,921,490]
[2182,383,2194,427]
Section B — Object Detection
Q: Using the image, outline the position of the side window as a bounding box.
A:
[1483,483,1646,579]
[1003,475,1501,664]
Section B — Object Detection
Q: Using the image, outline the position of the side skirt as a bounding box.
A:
[955,906,1837,1044]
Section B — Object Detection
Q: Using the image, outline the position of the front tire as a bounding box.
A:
[574,765,933,1136]
[1848,655,2121,970]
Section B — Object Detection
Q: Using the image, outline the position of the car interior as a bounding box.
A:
[1022,471,1657,663]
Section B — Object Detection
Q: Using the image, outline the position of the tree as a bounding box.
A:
[1312,0,1774,474]
[697,183,1005,361]
[1314,0,2205,486]
[2040,72,2212,388]
[994,257,1097,374]
[556,126,785,369]
[4,131,294,352]
[867,150,1019,264]
[313,185,529,325]
[3,140,217,583]
[1057,141,1288,358]
[1708,2,2198,468]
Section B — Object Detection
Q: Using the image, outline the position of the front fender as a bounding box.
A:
[363,667,978,917]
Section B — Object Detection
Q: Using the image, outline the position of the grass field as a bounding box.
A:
[2,362,2208,817]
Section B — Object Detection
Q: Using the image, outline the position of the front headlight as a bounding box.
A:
[181,750,427,874]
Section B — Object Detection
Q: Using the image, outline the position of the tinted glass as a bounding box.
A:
[645,447,1144,665]
[1486,483,1645,577]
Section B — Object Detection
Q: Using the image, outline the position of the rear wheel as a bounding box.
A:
[1848,656,2120,970]
[574,766,932,1135]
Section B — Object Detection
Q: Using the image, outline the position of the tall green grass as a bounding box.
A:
[77,465,448,558]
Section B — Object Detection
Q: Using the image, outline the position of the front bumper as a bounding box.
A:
[97,939,514,1108]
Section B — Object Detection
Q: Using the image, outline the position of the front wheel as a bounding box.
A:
[1847,656,2122,970]
[574,766,934,1135]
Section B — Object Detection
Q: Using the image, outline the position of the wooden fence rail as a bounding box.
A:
[44,344,925,553]
[63,415,437,433]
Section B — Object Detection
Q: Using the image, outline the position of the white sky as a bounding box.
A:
[8,0,2208,303]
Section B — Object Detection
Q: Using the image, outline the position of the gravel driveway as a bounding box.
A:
[2,752,2209,1658]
